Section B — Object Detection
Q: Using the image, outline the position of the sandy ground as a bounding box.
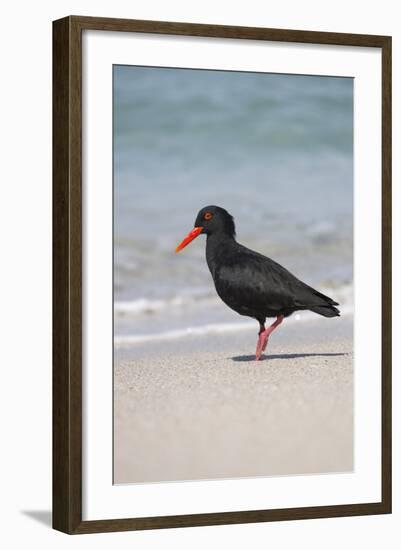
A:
[114,317,353,484]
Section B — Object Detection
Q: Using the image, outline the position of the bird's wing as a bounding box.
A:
[214,245,337,314]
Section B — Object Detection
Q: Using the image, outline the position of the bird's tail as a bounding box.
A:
[309,304,340,317]
[306,286,340,317]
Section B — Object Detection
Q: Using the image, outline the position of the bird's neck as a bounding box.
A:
[205,232,236,275]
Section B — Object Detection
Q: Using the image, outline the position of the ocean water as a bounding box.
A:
[113,66,353,344]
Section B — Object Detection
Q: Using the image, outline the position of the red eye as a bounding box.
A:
[204,212,213,220]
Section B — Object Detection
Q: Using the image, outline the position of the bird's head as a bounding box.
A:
[175,206,236,253]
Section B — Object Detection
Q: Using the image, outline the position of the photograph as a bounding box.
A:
[113,64,354,484]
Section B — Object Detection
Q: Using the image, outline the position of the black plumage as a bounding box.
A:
[176,205,340,360]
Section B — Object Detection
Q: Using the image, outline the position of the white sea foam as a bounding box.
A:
[115,297,184,315]
[114,293,217,315]
[114,321,254,346]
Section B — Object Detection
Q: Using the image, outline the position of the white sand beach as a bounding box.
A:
[114,316,353,484]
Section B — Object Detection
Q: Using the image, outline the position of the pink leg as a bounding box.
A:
[255,329,265,360]
[255,315,284,361]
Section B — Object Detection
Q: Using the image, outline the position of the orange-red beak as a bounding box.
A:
[175,227,203,253]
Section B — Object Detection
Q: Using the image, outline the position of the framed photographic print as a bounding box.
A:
[53,16,392,534]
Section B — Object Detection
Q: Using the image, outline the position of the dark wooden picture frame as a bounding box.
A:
[53,15,392,534]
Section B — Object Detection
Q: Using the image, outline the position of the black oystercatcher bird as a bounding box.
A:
[175,205,340,360]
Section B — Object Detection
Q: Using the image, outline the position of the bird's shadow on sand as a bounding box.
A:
[231,352,348,362]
